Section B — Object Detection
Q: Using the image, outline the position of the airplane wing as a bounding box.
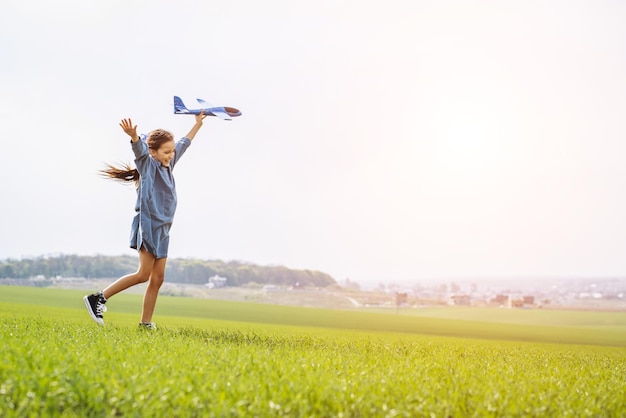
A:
[211,110,232,120]
[197,98,212,107]
[196,99,237,120]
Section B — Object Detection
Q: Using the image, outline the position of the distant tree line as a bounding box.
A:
[0,255,336,287]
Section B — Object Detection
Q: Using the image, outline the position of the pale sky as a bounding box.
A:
[2,0,626,284]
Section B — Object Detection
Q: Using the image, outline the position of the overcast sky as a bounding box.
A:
[2,0,626,285]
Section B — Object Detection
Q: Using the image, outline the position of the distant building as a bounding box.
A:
[396,292,409,306]
[206,275,227,289]
[510,299,524,308]
[491,294,509,305]
[449,294,470,306]
[263,284,279,292]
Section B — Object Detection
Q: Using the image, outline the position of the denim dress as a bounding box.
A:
[129,136,191,258]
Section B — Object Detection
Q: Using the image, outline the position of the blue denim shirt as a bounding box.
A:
[129,136,191,258]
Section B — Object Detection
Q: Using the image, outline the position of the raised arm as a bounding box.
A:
[184,111,207,142]
[120,118,139,142]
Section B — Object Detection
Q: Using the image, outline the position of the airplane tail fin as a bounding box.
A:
[173,96,189,113]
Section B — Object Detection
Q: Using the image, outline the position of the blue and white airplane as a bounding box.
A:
[173,96,242,120]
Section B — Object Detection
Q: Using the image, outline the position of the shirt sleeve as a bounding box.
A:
[171,137,192,169]
[131,136,150,171]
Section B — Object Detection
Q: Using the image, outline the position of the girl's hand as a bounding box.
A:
[185,111,207,142]
[119,118,139,142]
[195,110,207,125]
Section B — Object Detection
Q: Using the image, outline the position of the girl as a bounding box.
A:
[84,112,207,328]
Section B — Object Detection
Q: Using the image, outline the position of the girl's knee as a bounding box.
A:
[150,274,165,287]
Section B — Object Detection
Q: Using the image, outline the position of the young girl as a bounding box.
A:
[84,112,207,328]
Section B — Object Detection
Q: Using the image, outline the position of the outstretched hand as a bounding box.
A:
[195,110,207,125]
[185,111,207,142]
[119,118,139,142]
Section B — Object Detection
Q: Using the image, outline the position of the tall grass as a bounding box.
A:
[1,286,625,416]
[1,315,625,417]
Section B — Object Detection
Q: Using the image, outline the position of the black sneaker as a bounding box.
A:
[83,292,107,325]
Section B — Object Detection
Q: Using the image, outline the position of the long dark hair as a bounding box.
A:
[100,129,174,187]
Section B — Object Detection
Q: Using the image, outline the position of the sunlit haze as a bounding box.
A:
[2,0,626,285]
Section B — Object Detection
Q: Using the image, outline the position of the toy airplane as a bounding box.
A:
[174,96,242,120]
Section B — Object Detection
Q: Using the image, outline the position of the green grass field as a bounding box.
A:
[1,286,625,417]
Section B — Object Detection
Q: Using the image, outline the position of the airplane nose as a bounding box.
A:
[224,107,242,116]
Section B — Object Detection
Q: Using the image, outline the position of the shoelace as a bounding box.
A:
[96,300,108,316]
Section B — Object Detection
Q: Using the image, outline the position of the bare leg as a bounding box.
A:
[141,257,167,323]
[102,249,156,300]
